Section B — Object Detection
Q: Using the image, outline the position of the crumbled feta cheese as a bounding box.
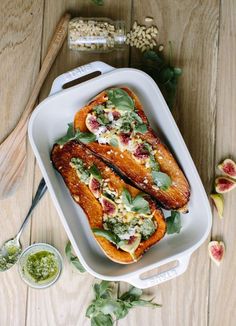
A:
[108,112,114,122]
[97,137,108,144]
[94,126,107,137]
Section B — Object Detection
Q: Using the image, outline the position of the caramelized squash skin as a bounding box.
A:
[51,141,166,264]
[74,87,190,211]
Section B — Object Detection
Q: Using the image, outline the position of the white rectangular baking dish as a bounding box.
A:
[28,61,212,288]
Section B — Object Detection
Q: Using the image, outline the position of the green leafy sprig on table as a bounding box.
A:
[91,0,104,5]
[65,241,86,273]
[166,211,182,234]
[141,42,182,110]
[56,123,96,145]
[86,280,161,325]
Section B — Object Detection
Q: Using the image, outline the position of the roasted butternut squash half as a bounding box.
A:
[51,141,166,264]
[74,87,190,211]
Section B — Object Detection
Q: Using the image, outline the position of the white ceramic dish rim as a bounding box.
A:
[28,61,212,288]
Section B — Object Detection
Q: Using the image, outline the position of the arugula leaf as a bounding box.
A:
[97,114,109,125]
[86,304,96,318]
[89,164,102,180]
[152,171,172,190]
[86,281,161,325]
[166,211,182,234]
[91,0,104,5]
[93,105,105,114]
[141,42,182,110]
[56,123,96,145]
[150,155,160,171]
[94,281,112,300]
[91,313,113,326]
[119,286,142,301]
[131,194,151,214]
[77,131,96,144]
[122,188,132,206]
[134,123,147,134]
[92,228,119,245]
[107,88,134,111]
[56,123,75,145]
[65,242,86,273]
[122,189,150,214]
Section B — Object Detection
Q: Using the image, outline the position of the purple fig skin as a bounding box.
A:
[215,176,236,193]
[208,241,225,266]
[218,158,236,179]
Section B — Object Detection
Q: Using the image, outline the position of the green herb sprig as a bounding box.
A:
[122,189,151,214]
[65,241,86,273]
[88,164,102,180]
[86,280,161,325]
[91,0,104,5]
[166,211,182,234]
[142,42,182,110]
[107,88,134,111]
[57,123,96,145]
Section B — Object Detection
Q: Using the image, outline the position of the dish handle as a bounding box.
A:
[127,254,191,289]
[50,61,114,95]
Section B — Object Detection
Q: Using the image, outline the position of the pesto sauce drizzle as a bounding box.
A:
[24,251,59,283]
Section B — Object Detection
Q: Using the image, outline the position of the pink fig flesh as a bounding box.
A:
[133,143,149,160]
[210,193,224,219]
[89,177,100,198]
[208,241,225,266]
[215,176,236,193]
[85,114,100,132]
[119,132,131,146]
[218,158,236,179]
[101,196,117,216]
[112,110,121,120]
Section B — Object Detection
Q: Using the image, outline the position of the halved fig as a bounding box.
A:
[215,176,236,193]
[119,132,131,146]
[89,176,101,198]
[218,158,236,179]
[85,113,100,132]
[208,241,225,266]
[210,194,224,219]
[100,195,117,216]
[133,143,149,161]
[119,234,141,254]
[112,110,121,120]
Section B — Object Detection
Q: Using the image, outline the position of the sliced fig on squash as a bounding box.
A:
[89,176,101,198]
[119,234,141,254]
[215,176,236,193]
[210,194,224,219]
[100,195,117,216]
[218,158,236,179]
[133,143,149,161]
[208,240,225,266]
[119,132,131,146]
[112,110,121,120]
[85,113,100,133]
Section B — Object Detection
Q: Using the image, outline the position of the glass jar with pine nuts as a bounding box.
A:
[68,17,126,52]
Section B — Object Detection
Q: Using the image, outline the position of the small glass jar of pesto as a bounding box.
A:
[18,243,63,289]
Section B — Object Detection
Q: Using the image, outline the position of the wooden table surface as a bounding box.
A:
[0,1,235,325]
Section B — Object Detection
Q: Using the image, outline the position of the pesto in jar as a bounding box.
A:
[24,250,59,283]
